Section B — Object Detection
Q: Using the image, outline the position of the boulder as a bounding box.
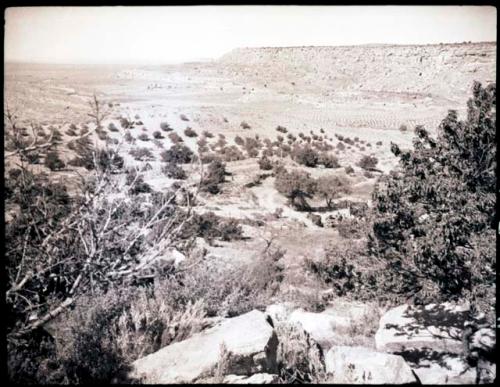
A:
[265,303,295,323]
[129,310,278,383]
[324,346,417,384]
[375,302,470,354]
[288,301,375,350]
[223,373,279,384]
[411,354,476,384]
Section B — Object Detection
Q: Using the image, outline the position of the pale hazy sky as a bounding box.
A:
[4,6,497,65]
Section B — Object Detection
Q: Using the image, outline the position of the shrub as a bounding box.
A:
[95,149,124,172]
[220,145,245,162]
[44,151,65,171]
[108,122,119,132]
[240,121,251,129]
[316,175,352,208]
[96,130,108,141]
[357,155,378,170]
[336,142,346,151]
[129,147,155,161]
[291,145,319,167]
[399,124,408,132]
[184,127,198,137]
[160,122,173,132]
[126,170,152,195]
[276,125,288,133]
[258,156,273,170]
[201,160,227,194]
[153,139,164,149]
[138,133,150,142]
[168,132,183,144]
[318,153,340,168]
[345,165,355,175]
[234,135,244,146]
[120,117,132,129]
[275,168,316,210]
[202,130,214,138]
[152,130,164,139]
[180,114,189,122]
[162,162,187,180]
[124,131,135,144]
[160,144,194,164]
[376,141,383,146]
[66,127,78,136]
[369,82,496,317]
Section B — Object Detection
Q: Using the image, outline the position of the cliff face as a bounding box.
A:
[219,42,496,103]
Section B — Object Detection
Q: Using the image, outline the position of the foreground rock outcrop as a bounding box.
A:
[324,345,417,384]
[375,302,469,354]
[129,310,278,383]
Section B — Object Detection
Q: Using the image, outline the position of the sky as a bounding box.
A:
[4,6,497,65]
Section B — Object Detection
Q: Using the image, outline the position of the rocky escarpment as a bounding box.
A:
[219,42,496,104]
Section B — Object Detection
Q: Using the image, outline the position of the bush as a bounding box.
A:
[108,122,119,132]
[152,130,164,139]
[357,155,378,170]
[258,156,273,170]
[126,170,152,195]
[202,130,214,138]
[318,153,340,168]
[184,127,198,137]
[240,121,251,130]
[129,147,155,161]
[160,144,194,164]
[276,125,288,133]
[399,124,408,132]
[316,175,352,208]
[120,117,132,129]
[376,141,383,146]
[275,168,316,210]
[138,133,150,142]
[124,131,135,144]
[168,132,183,144]
[291,145,319,167]
[345,165,355,175]
[162,162,187,180]
[44,150,65,171]
[183,212,243,243]
[219,145,245,162]
[369,82,496,317]
[160,122,173,132]
[234,135,244,146]
[180,114,189,122]
[201,160,227,194]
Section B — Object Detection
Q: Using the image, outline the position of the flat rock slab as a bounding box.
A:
[411,354,476,385]
[288,302,373,350]
[129,310,278,383]
[375,302,469,354]
[324,345,417,384]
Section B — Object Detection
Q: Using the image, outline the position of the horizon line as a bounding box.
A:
[5,40,496,67]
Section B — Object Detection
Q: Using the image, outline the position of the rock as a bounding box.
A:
[265,303,294,323]
[129,310,278,384]
[411,354,476,384]
[223,373,279,384]
[375,302,470,354]
[324,346,417,384]
[288,301,375,350]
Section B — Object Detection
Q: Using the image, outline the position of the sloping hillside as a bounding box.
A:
[219,42,496,104]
